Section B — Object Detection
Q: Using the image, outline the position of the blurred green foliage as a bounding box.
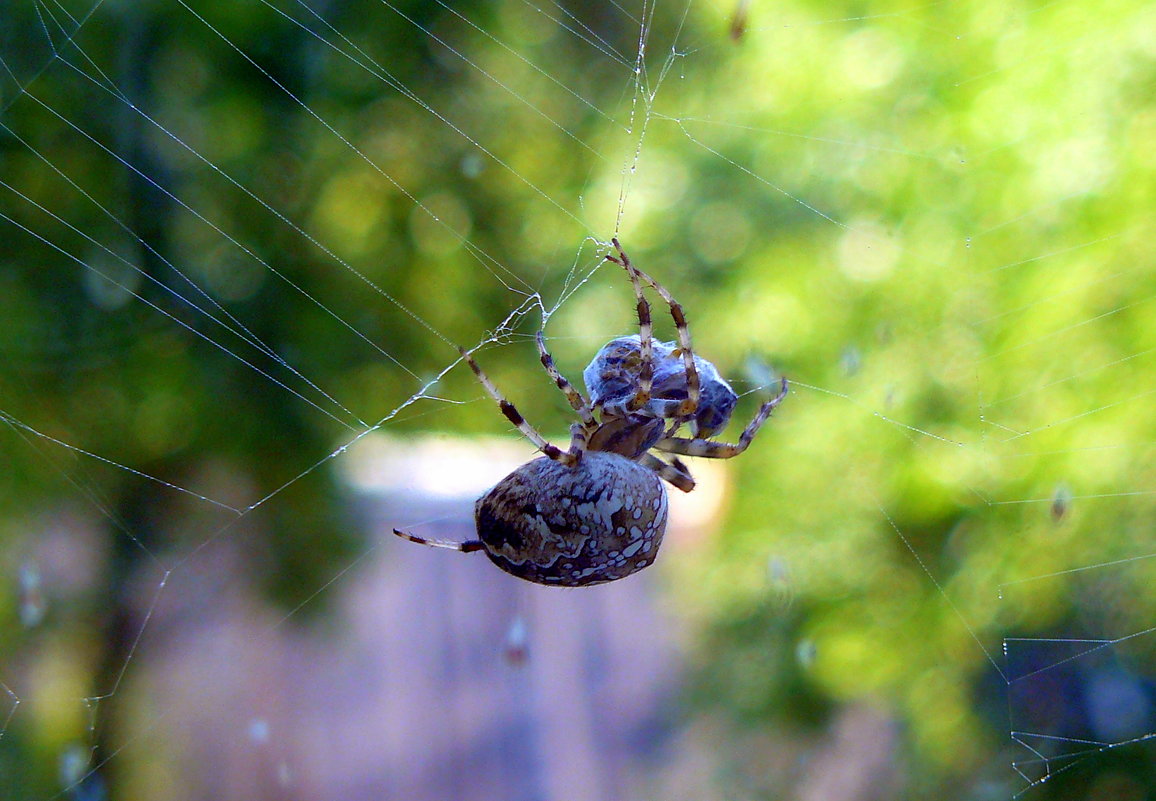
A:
[2,0,1155,799]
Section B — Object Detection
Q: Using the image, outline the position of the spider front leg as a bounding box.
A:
[459,346,583,465]
[605,242,654,412]
[536,331,596,428]
[607,238,700,420]
[641,453,696,493]
[655,377,788,459]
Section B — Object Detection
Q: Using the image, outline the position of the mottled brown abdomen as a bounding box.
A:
[474,451,669,586]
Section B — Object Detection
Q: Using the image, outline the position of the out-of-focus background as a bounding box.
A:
[2,1,1155,799]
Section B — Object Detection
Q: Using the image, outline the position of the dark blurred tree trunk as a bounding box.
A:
[90,476,164,797]
[88,8,169,795]
[85,3,348,792]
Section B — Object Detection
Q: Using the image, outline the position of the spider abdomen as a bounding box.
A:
[474,451,669,586]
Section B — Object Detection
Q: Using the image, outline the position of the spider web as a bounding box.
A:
[1,1,1154,799]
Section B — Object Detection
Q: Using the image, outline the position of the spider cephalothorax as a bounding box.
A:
[394,239,788,586]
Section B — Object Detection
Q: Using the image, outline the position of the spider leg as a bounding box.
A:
[641,453,696,493]
[536,331,596,428]
[605,241,653,412]
[654,377,788,459]
[608,238,700,420]
[393,529,486,552]
[566,422,590,462]
[459,346,578,465]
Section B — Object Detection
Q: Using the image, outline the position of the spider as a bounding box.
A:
[394,239,789,586]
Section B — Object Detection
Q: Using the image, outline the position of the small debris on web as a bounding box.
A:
[840,345,863,377]
[1050,483,1072,522]
[19,560,45,628]
[729,0,750,42]
[503,615,530,667]
[766,555,795,610]
[796,638,817,671]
